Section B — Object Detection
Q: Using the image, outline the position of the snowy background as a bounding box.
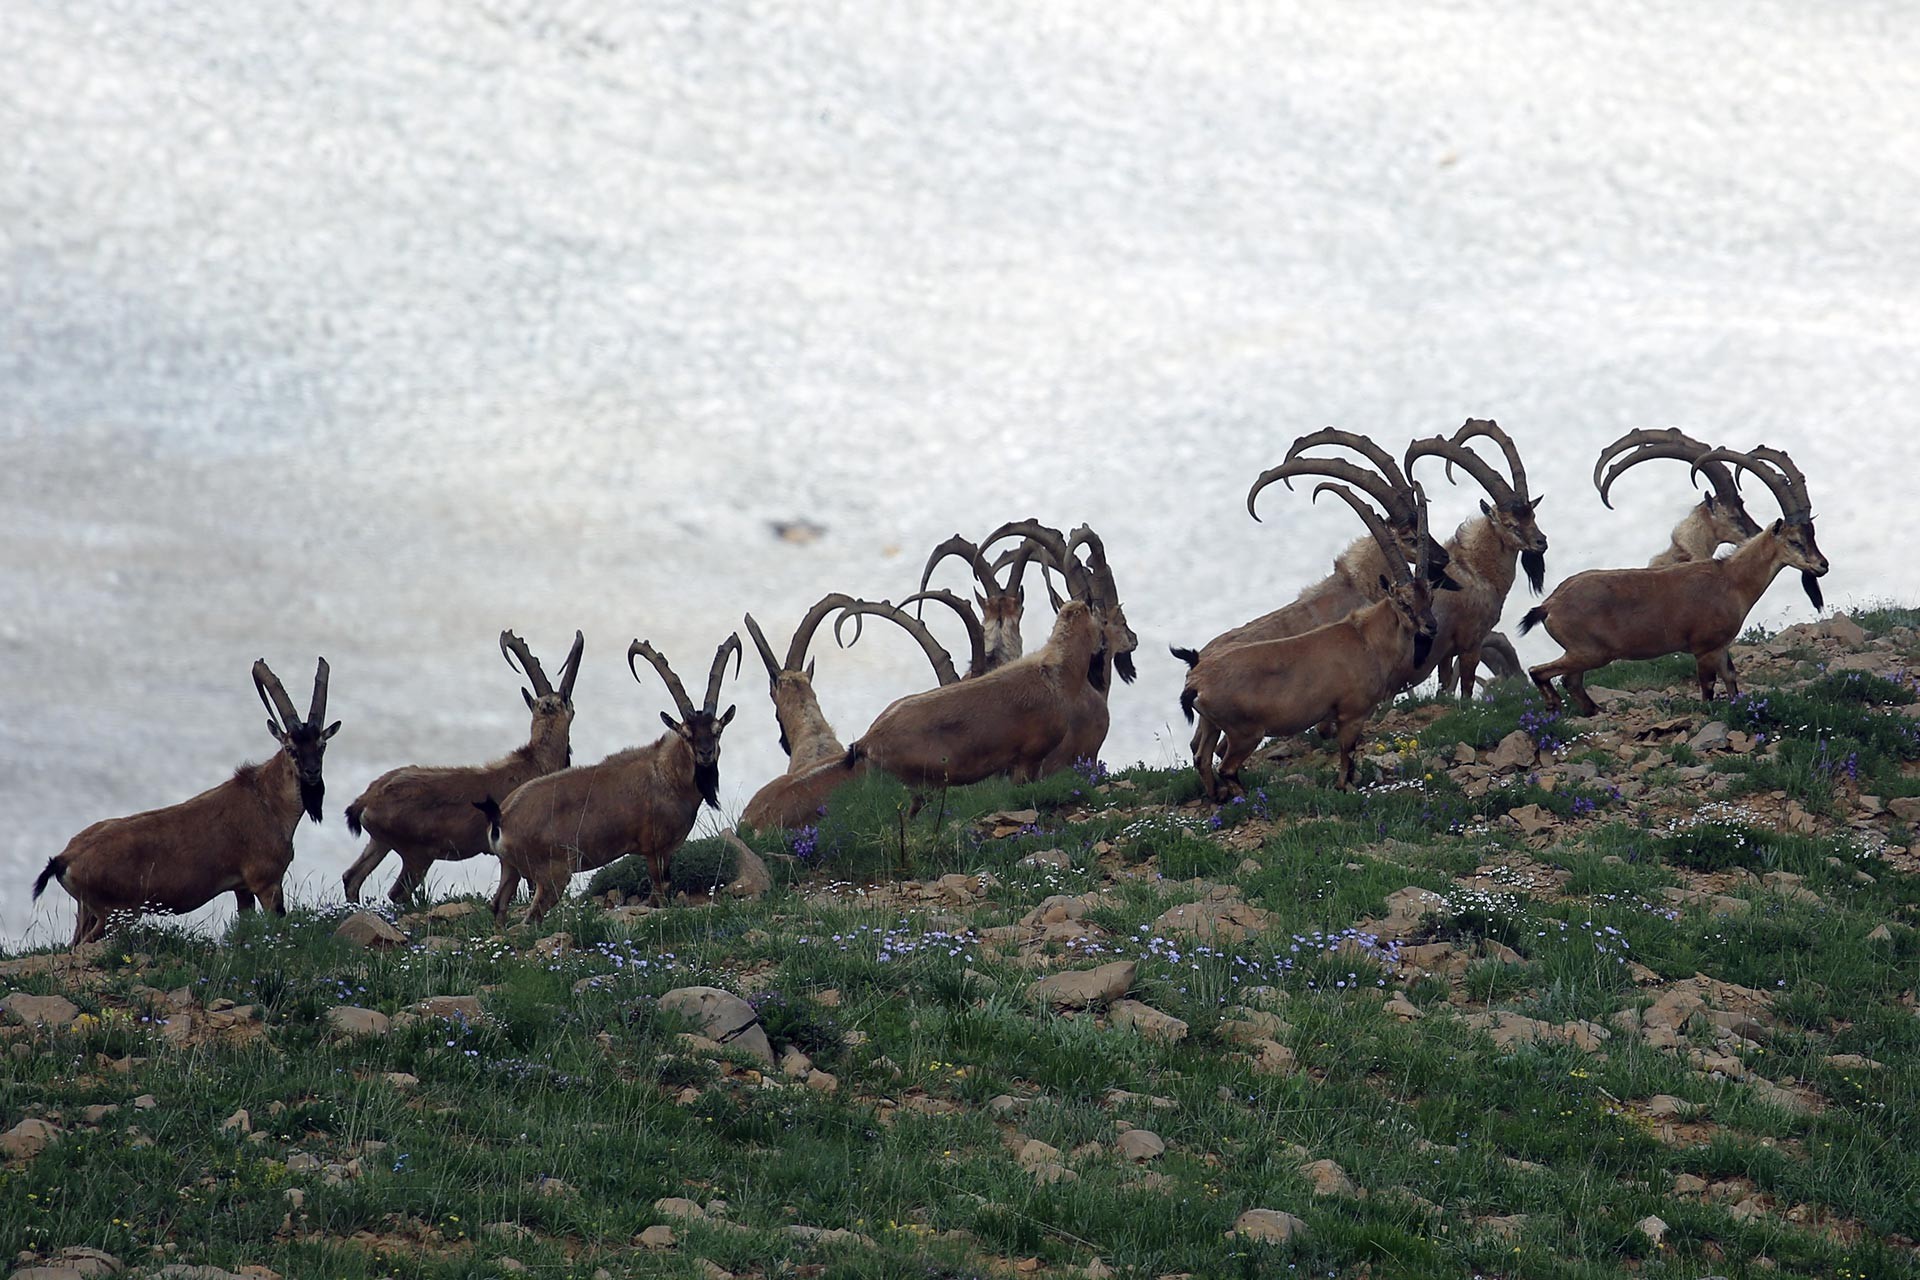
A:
[5,0,1918,945]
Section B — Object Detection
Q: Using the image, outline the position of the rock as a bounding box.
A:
[1507,804,1556,836]
[1,993,81,1029]
[720,831,773,899]
[1888,797,1920,823]
[1672,1173,1708,1195]
[654,1197,708,1220]
[1452,742,1477,765]
[1109,999,1188,1043]
[637,1225,677,1249]
[1383,993,1424,1020]
[1026,961,1135,1011]
[383,1072,418,1089]
[1868,924,1894,943]
[325,1006,389,1038]
[1748,1077,1823,1115]
[1369,887,1447,941]
[1151,898,1275,943]
[657,987,775,1066]
[783,1224,878,1247]
[1115,1130,1165,1162]
[1030,1162,1078,1185]
[1248,1040,1298,1075]
[334,912,405,950]
[805,1070,838,1094]
[1689,721,1731,753]
[1299,1158,1358,1196]
[1644,1095,1693,1120]
[1015,1138,1062,1168]
[494,1261,528,1275]
[2,1117,61,1160]
[1635,1215,1668,1245]
[1017,848,1072,871]
[1826,1053,1884,1070]
[532,932,573,958]
[1230,1208,1308,1243]
[10,1246,124,1278]
[401,995,484,1023]
[1822,614,1868,647]
[220,1109,251,1135]
[780,1047,813,1078]
[1487,730,1536,773]
[132,1095,156,1110]
[424,900,481,920]
[979,809,1041,836]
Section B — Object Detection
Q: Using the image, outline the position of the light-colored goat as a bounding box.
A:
[341,630,582,904]
[916,534,1043,671]
[844,600,1104,793]
[33,659,338,946]
[1593,428,1763,566]
[485,635,739,919]
[1524,446,1827,714]
[738,598,963,831]
[1403,419,1549,699]
[1179,485,1438,796]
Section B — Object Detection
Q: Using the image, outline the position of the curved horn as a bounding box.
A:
[252,659,301,733]
[703,633,742,713]
[1692,447,1806,524]
[1405,434,1516,507]
[981,521,1090,603]
[499,630,554,698]
[556,630,584,701]
[1312,482,1410,584]
[628,640,696,721]
[307,657,330,728]
[889,589,988,678]
[1066,525,1119,609]
[786,592,861,672]
[1411,485,1433,586]
[918,534,1001,601]
[1284,427,1410,490]
[743,613,782,682]
[1591,428,1749,514]
[1739,446,1811,513]
[1448,418,1528,500]
[1249,455,1403,523]
[832,599,962,686]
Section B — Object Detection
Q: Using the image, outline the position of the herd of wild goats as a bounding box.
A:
[31,423,1829,946]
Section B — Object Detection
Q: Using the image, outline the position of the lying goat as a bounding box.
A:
[1180,485,1437,796]
[341,629,581,904]
[1593,428,1763,566]
[34,659,338,945]
[1524,446,1826,714]
[485,634,739,919]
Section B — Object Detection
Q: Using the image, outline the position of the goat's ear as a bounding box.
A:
[523,688,536,711]
[1703,492,1718,510]
[1378,574,1391,592]
[719,704,737,727]
[660,711,682,736]
[1438,572,1464,591]
[975,591,988,611]
[265,718,284,741]
[1770,518,1785,535]
[1479,498,1492,517]
[804,659,815,680]
[1528,495,1544,512]
[323,721,342,740]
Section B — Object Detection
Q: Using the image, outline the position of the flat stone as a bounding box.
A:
[1015,1138,1062,1168]
[1299,1158,1358,1196]
[1644,1095,1693,1120]
[2,1117,61,1160]
[1487,730,1536,773]
[404,995,484,1022]
[1108,999,1187,1043]
[325,1006,389,1038]
[653,1197,708,1220]
[1150,898,1276,943]
[334,912,406,949]
[1115,1130,1165,1162]
[423,900,481,920]
[1026,961,1135,1011]
[2,993,81,1029]
[1248,1039,1298,1075]
[383,1073,418,1089]
[12,1246,124,1278]
[1230,1208,1307,1242]
[637,1225,677,1249]
[719,831,773,899]
[1017,848,1072,871]
[1635,1215,1669,1245]
[657,987,774,1066]
[1689,721,1731,753]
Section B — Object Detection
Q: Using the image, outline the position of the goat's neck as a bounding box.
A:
[1718,529,1793,613]
[527,718,571,771]
[775,686,843,771]
[1449,516,1518,594]
[983,616,1021,666]
[1660,501,1723,565]
[253,750,308,838]
[1331,535,1395,598]
[1351,595,1412,675]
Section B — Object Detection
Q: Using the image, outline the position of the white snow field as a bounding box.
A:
[5,1,1918,944]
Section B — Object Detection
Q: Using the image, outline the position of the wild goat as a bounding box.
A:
[844,599,1104,796]
[1523,446,1827,714]
[738,597,964,831]
[33,659,338,946]
[484,635,739,919]
[916,534,1043,671]
[979,520,1139,770]
[341,630,582,904]
[887,588,988,679]
[1179,484,1438,797]
[1403,419,1548,699]
[1593,428,1763,566]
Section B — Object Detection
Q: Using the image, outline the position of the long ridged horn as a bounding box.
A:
[887,589,988,678]
[628,640,696,721]
[1447,418,1529,500]
[1312,482,1410,584]
[1412,485,1433,586]
[981,520,1091,604]
[918,534,1002,605]
[831,599,962,686]
[1694,446,1810,525]
[785,592,861,673]
[499,630,554,698]
[1284,427,1411,491]
[252,659,301,733]
[307,657,330,728]
[743,614,782,682]
[556,631,584,701]
[703,634,742,714]
[1592,428,1749,521]
[1405,433,1516,507]
[1066,525,1118,609]
[1249,455,1403,523]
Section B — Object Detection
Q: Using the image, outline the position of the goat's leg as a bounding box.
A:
[388,851,435,905]
[1528,654,1582,713]
[341,839,392,904]
[1214,731,1257,801]
[1560,669,1600,717]
[71,905,99,948]
[1192,718,1222,801]
[490,865,522,924]
[1437,653,1458,696]
[1456,645,1482,702]
[233,888,256,912]
[646,852,669,907]
[256,881,286,916]
[1697,647,1737,701]
[1333,718,1368,790]
[528,873,564,923]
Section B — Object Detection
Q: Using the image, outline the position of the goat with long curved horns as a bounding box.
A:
[1524,445,1828,714]
[341,629,582,903]
[484,634,739,919]
[916,534,1042,671]
[33,658,339,946]
[1180,484,1439,797]
[1593,428,1764,567]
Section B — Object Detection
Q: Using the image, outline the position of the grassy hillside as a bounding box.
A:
[6,609,1920,1279]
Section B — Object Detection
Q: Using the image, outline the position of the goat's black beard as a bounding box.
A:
[1801,572,1824,610]
[1521,550,1547,595]
[1114,650,1137,684]
[300,777,326,823]
[694,760,721,810]
[1411,633,1435,670]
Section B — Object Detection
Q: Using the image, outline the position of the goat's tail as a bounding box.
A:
[473,796,503,850]
[344,799,365,837]
[1179,685,1199,724]
[1518,605,1549,636]
[32,856,65,901]
[1169,645,1201,669]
